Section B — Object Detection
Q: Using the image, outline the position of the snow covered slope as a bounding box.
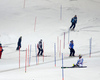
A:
[0,0,100,80]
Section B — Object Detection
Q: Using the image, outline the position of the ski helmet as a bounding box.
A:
[79,54,82,58]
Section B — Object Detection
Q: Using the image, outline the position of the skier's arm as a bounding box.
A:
[76,60,79,65]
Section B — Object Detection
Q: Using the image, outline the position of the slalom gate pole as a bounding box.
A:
[68,29,70,44]
[62,53,64,80]
[35,44,37,65]
[43,42,44,62]
[63,32,65,49]
[60,5,62,20]
[28,45,29,66]
[37,44,39,64]
[25,48,27,73]
[59,40,61,57]
[23,0,25,8]
[54,43,56,67]
[57,36,59,53]
[89,38,92,57]
[34,17,37,32]
[19,46,20,69]
[29,45,31,66]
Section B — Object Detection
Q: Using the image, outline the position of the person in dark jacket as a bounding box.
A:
[16,36,22,50]
[69,40,75,56]
[70,15,77,30]
[0,43,3,59]
[37,39,43,56]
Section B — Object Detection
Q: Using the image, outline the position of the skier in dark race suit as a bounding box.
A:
[37,39,43,56]
[70,15,77,30]
[16,36,22,50]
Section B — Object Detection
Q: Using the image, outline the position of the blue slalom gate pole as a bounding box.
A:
[68,29,70,44]
[29,45,31,66]
[89,38,92,57]
[63,32,65,49]
[54,43,56,67]
[60,5,62,20]
[62,53,64,80]
[35,44,37,64]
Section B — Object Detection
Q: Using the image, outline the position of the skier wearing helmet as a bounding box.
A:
[73,54,84,67]
[16,36,22,50]
[69,40,75,56]
[70,15,77,30]
[37,39,43,56]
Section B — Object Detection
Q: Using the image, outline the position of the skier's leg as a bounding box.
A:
[70,48,72,56]
[70,23,73,29]
[19,44,21,48]
[0,52,1,59]
[40,49,43,55]
[16,46,19,50]
[38,48,40,55]
[72,49,75,56]
[72,23,76,30]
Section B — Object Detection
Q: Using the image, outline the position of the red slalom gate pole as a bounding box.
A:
[59,40,61,57]
[23,0,25,8]
[25,48,27,73]
[57,36,59,53]
[19,46,20,69]
[54,43,56,67]
[43,42,44,62]
[37,44,39,64]
[28,45,29,66]
[34,17,37,32]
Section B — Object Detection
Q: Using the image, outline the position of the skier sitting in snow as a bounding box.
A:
[37,39,43,56]
[73,54,84,67]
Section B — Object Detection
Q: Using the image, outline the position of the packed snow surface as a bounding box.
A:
[0,0,100,80]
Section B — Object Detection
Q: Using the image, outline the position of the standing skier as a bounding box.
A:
[16,36,22,50]
[70,15,77,30]
[69,40,75,56]
[0,43,3,59]
[37,39,43,56]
